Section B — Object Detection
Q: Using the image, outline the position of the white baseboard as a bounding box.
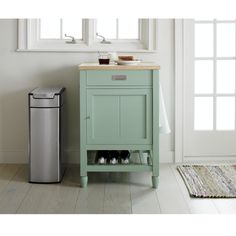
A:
[0,150,174,164]
[0,150,80,164]
[184,156,236,163]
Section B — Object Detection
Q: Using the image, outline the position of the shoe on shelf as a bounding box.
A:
[120,150,130,164]
[109,151,119,164]
[96,151,109,164]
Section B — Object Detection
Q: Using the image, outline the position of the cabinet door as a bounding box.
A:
[87,89,152,145]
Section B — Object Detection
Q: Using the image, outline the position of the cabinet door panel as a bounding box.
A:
[87,89,152,145]
[120,95,147,139]
[92,95,119,140]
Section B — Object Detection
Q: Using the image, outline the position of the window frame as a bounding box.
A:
[17,19,158,52]
[193,19,236,131]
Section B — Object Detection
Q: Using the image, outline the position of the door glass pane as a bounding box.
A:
[195,23,213,57]
[119,19,139,39]
[96,18,117,39]
[216,60,235,94]
[62,18,82,39]
[216,97,235,130]
[195,60,214,94]
[194,97,213,130]
[217,23,235,57]
[40,18,61,39]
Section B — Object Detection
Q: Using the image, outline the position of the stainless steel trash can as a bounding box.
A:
[29,87,66,183]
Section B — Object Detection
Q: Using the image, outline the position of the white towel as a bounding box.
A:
[159,84,171,134]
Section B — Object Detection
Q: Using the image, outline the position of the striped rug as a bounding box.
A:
[177,165,236,198]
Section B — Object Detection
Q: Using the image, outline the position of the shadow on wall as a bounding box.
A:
[0,65,80,163]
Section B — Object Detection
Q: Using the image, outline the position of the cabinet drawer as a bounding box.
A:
[86,70,152,86]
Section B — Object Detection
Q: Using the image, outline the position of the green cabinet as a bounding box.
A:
[79,64,160,188]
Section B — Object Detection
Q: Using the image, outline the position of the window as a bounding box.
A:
[40,18,83,39]
[18,19,157,52]
[96,18,139,40]
[194,20,236,131]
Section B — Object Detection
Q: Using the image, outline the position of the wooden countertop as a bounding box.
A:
[78,63,160,70]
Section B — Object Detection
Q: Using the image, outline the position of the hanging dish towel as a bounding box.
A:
[159,84,171,134]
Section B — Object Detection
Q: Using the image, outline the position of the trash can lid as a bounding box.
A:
[29,87,65,99]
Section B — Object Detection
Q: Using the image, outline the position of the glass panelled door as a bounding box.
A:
[184,19,236,158]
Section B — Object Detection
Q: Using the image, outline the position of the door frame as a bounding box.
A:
[174,19,185,163]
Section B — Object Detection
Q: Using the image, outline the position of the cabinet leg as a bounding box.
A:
[152,176,159,189]
[80,176,88,188]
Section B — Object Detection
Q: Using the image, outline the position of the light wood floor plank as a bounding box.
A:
[75,183,105,214]
[0,164,20,194]
[74,172,106,214]
[0,165,32,213]
[212,199,236,214]
[1,164,236,214]
[103,173,131,214]
[129,172,161,214]
[170,164,219,214]
[103,183,131,214]
[49,166,80,214]
[156,164,190,214]
[17,167,79,214]
[17,183,55,213]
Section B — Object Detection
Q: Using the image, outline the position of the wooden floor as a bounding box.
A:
[0,163,236,214]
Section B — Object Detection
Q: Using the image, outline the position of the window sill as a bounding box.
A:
[16,48,157,53]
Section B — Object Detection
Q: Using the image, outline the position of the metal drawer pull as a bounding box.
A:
[112,75,127,80]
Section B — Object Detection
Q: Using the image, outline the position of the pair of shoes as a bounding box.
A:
[96,150,130,165]
[120,150,130,164]
[96,151,119,165]
[96,151,108,164]
[109,151,119,164]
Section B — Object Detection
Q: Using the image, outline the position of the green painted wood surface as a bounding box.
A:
[87,164,152,172]
[86,89,152,145]
[152,70,159,179]
[79,71,87,179]
[86,144,152,150]
[87,70,152,86]
[79,68,159,188]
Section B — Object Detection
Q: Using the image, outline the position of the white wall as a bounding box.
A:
[0,19,174,163]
